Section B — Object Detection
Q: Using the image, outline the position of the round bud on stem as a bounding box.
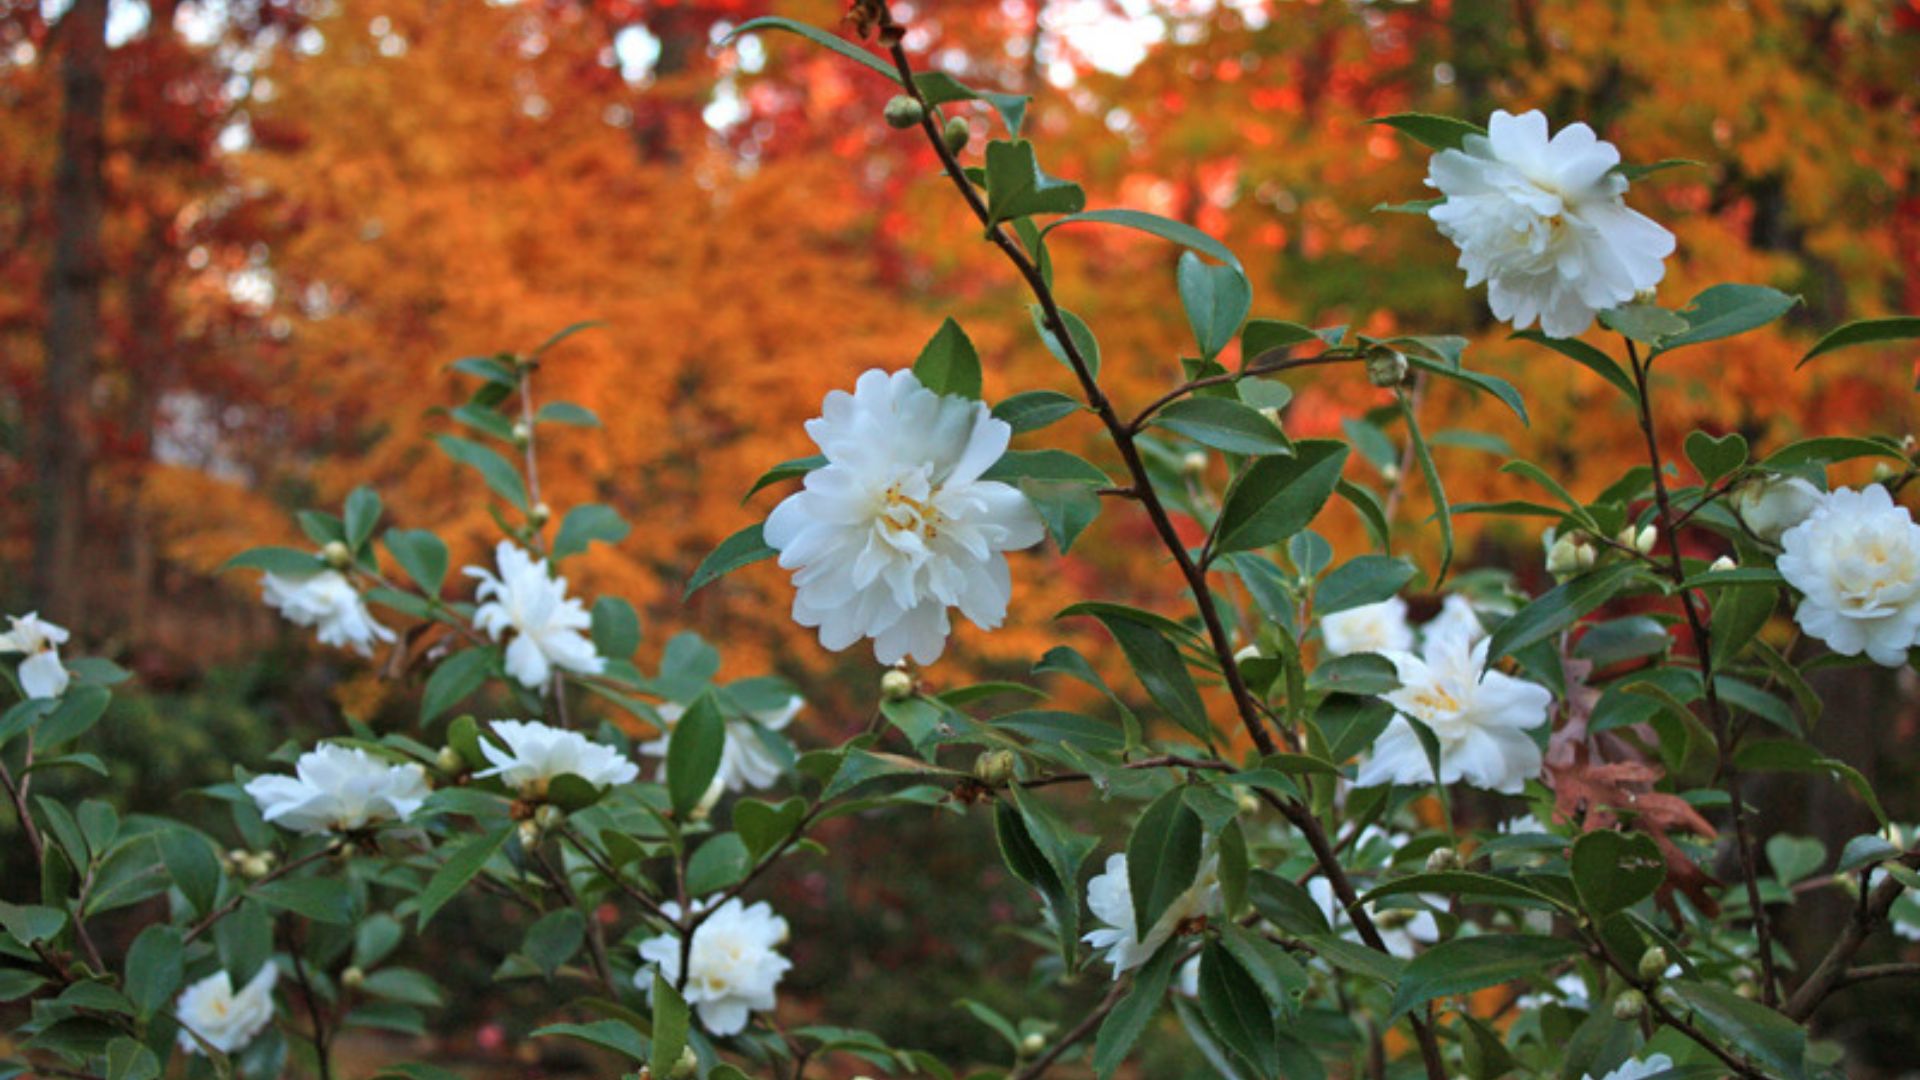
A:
[1872,462,1896,483]
[322,540,352,569]
[1634,524,1659,555]
[1637,946,1669,982]
[883,95,926,129]
[1546,533,1584,577]
[341,966,366,991]
[973,749,1016,787]
[880,667,915,702]
[1577,540,1597,570]
[1709,554,1736,573]
[671,1046,699,1079]
[533,805,566,831]
[942,116,971,155]
[1180,451,1208,478]
[241,854,273,880]
[530,502,552,527]
[1364,345,1409,388]
[1423,847,1461,874]
[517,819,542,850]
[436,746,466,774]
[1612,988,1646,1020]
[1019,1032,1045,1055]
[511,420,532,446]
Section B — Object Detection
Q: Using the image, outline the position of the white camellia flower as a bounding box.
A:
[1585,1055,1674,1080]
[1733,475,1824,543]
[1320,598,1415,657]
[1307,877,1439,959]
[261,570,396,657]
[640,696,801,793]
[764,368,1045,666]
[1083,853,1220,978]
[1427,109,1675,338]
[467,541,606,691]
[244,744,431,835]
[0,612,70,700]
[1776,485,1920,667]
[174,964,278,1055]
[475,719,639,797]
[1516,970,1590,1012]
[1355,626,1553,794]
[636,898,791,1036]
[1423,594,1487,645]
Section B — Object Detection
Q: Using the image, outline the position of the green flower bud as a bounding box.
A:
[881,667,915,702]
[530,501,552,527]
[942,116,971,155]
[436,746,466,774]
[1019,1032,1046,1055]
[534,805,566,831]
[671,1046,699,1080]
[1637,946,1669,982]
[1612,988,1646,1020]
[511,420,532,446]
[322,540,352,569]
[1424,847,1460,874]
[517,819,542,850]
[1364,345,1409,388]
[973,749,1016,787]
[883,95,926,129]
[341,966,366,991]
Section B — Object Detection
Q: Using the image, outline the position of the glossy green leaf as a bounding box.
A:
[1211,440,1350,556]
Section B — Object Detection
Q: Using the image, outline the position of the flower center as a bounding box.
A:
[1407,684,1464,718]
[881,482,943,541]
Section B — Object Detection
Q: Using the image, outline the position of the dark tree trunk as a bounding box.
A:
[32,0,108,626]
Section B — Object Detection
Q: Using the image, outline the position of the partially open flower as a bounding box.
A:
[476,719,639,797]
[0,612,70,700]
[244,744,431,835]
[175,965,278,1055]
[1733,474,1823,543]
[262,570,396,657]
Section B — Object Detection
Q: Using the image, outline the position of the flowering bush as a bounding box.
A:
[4,5,1920,1080]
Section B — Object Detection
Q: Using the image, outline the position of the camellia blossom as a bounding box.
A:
[1307,877,1439,959]
[244,744,431,835]
[475,720,638,797]
[1320,598,1414,657]
[467,541,606,690]
[641,696,801,793]
[175,965,278,1055]
[1423,594,1487,645]
[1733,474,1823,543]
[1355,627,1553,794]
[1776,485,1920,667]
[764,369,1045,665]
[1083,853,1220,977]
[1586,1056,1674,1080]
[0,612,70,699]
[636,898,791,1036]
[1426,109,1675,338]
[261,570,395,657]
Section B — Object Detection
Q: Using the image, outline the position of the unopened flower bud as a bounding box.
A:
[224,848,246,873]
[511,420,532,445]
[534,805,566,831]
[1733,474,1822,543]
[1019,1032,1046,1055]
[1736,981,1759,999]
[1709,555,1736,573]
[1615,525,1637,549]
[973,749,1017,787]
[1612,989,1646,1020]
[1258,406,1283,429]
[1364,345,1409,388]
[1872,462,1896,483]
[1234,787,1260,816]
[1233,643,1262,663]
[1180,451,1209,478]
[1637,946,1669,982]
[1424,847,1461,874]
[1380,463,1401,483]
[691,775,726,823]
[883,95,926,129]
[880,667,915,702]
[241,854,273,880]
[942,116,970,155]
[322,540,352,569]
[437,746,466,774]
[1634,524,1659,555]
[1577,541,1597,570]
[1546,534,1584,577]
[341,966,366,990]
[671,1046,699,1079]
[517,820,542,849]
[530,501,551,526]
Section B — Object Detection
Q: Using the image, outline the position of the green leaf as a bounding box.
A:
[1684,430,1748,483]
[383,529,449,595]
[745,454,826,498]
[591,597,641,659]
[1667,980,1807,1080]
[982,448,1109,486]
[156,828,222,919]
[733,796,806,861]
[417,825,511,928]
[1177,251,1252,362]
[421,648,493,723]
[1126,788,1204,940]
[983,139,1087,225]
[344,487,383,551]
[252,877,355,924]
[994,801,1076,965]
[1612,158,1702,182]
[722,16,899,81]
[1600,302,1690,344]
[1242,319,1325,361]
[35,685,110,750]
[650,973,691,1079]
[1388,934,1582,1020]
[1799,316,1920,373]
[1029,304,1102,377]
[105,1038,160,1080]
[530,320,605,357]
[1765,834,1826,887]
[1708,583,1776,669]
[1652,284,1800,356]
[913,317,983,399]
[1762,435,1909,468]
[1374,197,1443,214]
[992,390,1082,433]
[1316,556,1416,615]
[684,523,776,600]
[362,968,444,1007]
[912,71,1030,135]
[1211,440,1350,556]
[431,435,529,511]
[1153,397,1288,455]
[1093,943,1179,1079]
[220,546,326,576]
[1020,479,1101,553]
[1197,941,1279,1079]
[533,1020,650,1063]
[1571,830,1665,917]
[1834,834,1900,875]
[523,909,585,978]
[1046,208,1242,270]
[1399,390,1454,582]
[1484,562,1642,666]
[1074,607,1210,742]
[1404,353,1529,425]
[552,504,630,560]
[0,901,65,947]
[665,693,726,817]
[450,355,517,385]
[1372,112,1486,151]
[1511,331,1639,401]
[354,914,405,969]
[535,401,601,427]
[686,833,751,894]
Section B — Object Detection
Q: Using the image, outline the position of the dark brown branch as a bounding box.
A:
[1786,848,1920,1019]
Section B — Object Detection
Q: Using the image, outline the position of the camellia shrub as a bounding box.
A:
[6,4,1920,1080]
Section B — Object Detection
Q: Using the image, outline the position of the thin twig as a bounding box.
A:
[1008,977,1130,1080]
[1786,848,1920,1019]
[183,842,341,944]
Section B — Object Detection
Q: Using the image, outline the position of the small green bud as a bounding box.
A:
[240,854,273,880]
[511,420,532,446]
[1180,451,1208,478]
[530,502,552,527]
[1637,946,1669,981]
[436,746,466,774]
[973,749,1017,787]
[1612,988,1646,1020]
[1019,1032,1046,1055]
[534,805,566,831]
[670,1045,699,1080]
[880,667,915,702]
[1364,345,1409,388]
[1872,461,1897,483]
[1424,847,1460,874]
[517,819,542,850]
[942,115,971,155]
[322,540,352,569]
[883,95,926,129]
[341,966,366,990]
